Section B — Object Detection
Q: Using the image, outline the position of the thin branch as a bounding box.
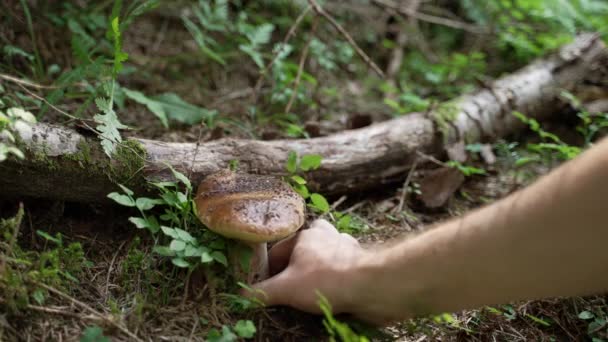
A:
[285,18,318,114]
[372,0,483,34]
[0,73,57,89]
[14,83,99,133]
[26,304,101,321]
[395,158,418,214]
[103,240,126,301]
[308,0,385,78]
[251,5,312,103]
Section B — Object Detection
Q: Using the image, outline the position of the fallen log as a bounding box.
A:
[1,34,606,202]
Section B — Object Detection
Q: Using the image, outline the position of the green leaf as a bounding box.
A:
[128,217,148,229]
[36,230,62,245]
[336,214,352,232]
[107,193,135,207]
[207,326,237,342]
[185,245,206,257]
[300,154,322,171]
[525,314,551,327]
[156,93,216,125]
[171,257,190,268]
[578,311,595,320]
[174,228,194,242]
[239,45,264,69]
[170,239,186,252]
[32,289,45,305]
[153,246,175,257]
[80,325,110,342]
[237,244,253,273]
[291,175,307,185]
[124,89,217,126]
[161,226,179,239]
[177,192,188,205]
[286,151,297,173]
[169,166,192,190]
[201,250,214,263]
[135,197,161,211]
[6,107,36,123]
[94,104,127,157]
[117,184,134,196]
[234,320,256,338]
[309,193,330,213]
[293,183,309,198]
[122,88,168,127]
[211,251,228,266]
[246,23,274,46]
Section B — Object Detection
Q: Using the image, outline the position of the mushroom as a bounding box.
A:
[194,169,306,282]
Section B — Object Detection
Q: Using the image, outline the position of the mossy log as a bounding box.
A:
[1,34,606,202]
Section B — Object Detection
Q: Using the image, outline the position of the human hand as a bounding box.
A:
[241,219,391,324]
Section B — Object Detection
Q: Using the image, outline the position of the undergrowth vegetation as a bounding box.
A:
[1,0,608,340]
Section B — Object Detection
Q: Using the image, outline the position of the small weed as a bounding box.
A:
[0,205,90,313]
[206,319,257,341]
[446,160,487,177]
[284,151,367,234]
[578,309,608,341]
[318,292,369,342]
[107,166,233,273]
[80,325,110,342]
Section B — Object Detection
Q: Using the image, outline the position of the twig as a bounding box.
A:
[26,304,101,321]
[308,0,385,78]
[188,120,207,183]
[104,240,126,301]
[395,158,418,214]
[0,73,57,89]
[35,282,144,342]
[371,0,483,33]
[15,83,98,133]
[251,5,312,103]
[284,17,318,114]
[330,195,348,211]
[416,150,447,167]
[344,200,367,214]
[187,313,199,342]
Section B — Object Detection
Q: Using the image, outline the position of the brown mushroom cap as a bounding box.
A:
[195,170,306,243]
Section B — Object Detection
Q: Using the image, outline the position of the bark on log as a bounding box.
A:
[1,34,606,203]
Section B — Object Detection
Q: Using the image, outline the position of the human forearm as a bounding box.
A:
[354,138,608,320]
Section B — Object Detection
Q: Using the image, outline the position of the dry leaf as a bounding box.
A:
[419,167,465,208]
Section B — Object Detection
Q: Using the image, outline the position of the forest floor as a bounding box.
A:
[1,1,608,341]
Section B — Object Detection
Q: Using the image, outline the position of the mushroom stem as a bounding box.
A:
[247,242,269,283]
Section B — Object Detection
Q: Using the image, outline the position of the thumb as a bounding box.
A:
[268,233,299,276]
[241,270,295,307]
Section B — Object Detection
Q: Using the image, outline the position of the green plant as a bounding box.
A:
[462,0,608,64]
[284,151,367,234]
[446,160,487,176]
[40,1,158,156]
[318,292,369,342]
[0,107,36,162]
[512,111,582,166]
[578,309,608,341]
[561,91,608,145]
[107,166,230,270]
[122,89,218,127]
[183,0,276,69]
[0,205,91,312]
[206,319,257,341]
[80,325,110,342]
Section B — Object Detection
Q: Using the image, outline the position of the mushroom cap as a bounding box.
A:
[194,170,306,243]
